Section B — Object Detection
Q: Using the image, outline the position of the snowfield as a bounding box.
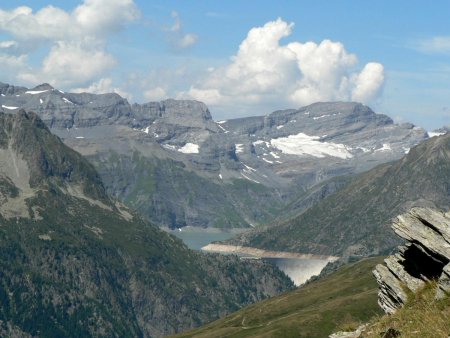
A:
[270,132,353,159]
[178,143,199,154]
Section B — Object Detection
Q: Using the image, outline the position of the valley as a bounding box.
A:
[0,1,448,337]
[0,81,447,337]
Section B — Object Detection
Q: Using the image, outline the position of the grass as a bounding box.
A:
[170,256,385,338]
[363,281,450,338]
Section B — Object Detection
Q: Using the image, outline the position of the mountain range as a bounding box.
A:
[0,82,429,230]
[228,132,450,257]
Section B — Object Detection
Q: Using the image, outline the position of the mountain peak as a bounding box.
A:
[30,83,54,91]
[0,110,110,206]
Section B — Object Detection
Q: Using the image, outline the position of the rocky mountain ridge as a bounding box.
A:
[0,82,431,229]
[0,110,293,337]
[227,132,450,257]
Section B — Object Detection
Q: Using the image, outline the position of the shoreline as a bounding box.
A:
[161,226,249,235]
[201,243,339,261]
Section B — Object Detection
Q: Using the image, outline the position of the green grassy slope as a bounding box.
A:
[171,256,384,338]
[364,281,450,338]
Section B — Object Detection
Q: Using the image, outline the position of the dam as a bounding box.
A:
[202,243,339,286]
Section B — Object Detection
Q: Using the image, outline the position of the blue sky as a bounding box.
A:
[0,0,449,130]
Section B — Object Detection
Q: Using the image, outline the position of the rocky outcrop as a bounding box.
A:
[374,207,450,313]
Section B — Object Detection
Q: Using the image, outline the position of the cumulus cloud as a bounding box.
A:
[166,11,198,50]
[72,77,132,99]
[20,42,117,87]
[181,18,384,115]
[0,0,139,44]
[0,53,31,84]
[351,63,385,103]
[144,87,167,101]
[0,0,139,88]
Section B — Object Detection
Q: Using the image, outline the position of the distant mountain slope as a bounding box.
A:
[229,133,450,257]
[170,257,384,338]
[0,82,429,229]
[0,111,292,337]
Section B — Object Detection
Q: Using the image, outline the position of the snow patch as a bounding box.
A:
[75,136,85,139]
[217,124,229,133]
[40,99,43,104]
[375,144,392,152]
[276,125,284,129]
[403,147,410,154]
[0,94,4,97]
[235,144,244,153]
[241,173,260,184]
[313,114,330,120]
[25,89,49,95]
[216,120,227,124]
[270,151,280,159]
[312,112,340,120]
[1,105,18,110]
[428,131,446,138]
[262,158,274,164]
[142,126,150,134]
[178,143,199,154]
[62,97,74,104]
[219,174,223,179]
[270,133,353,159]
[242,163,256,172]
[356,146,371,153]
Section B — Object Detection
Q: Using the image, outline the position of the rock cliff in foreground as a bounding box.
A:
[374,207,450,314]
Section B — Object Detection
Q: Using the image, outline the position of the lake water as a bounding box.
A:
[263,257,330,285]
[168,229,240,250]
[168,228,331,286]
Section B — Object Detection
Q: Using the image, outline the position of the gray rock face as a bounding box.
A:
[0,82,431,229]
[374,207,450,314]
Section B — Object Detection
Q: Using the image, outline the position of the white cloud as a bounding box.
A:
[72,77,132,100]
[178,33,198,49]
[0,0,139,44]
[166,11,198,50]
[0,53,30,83]
[144,87,167,101]
[181,18,385,116]
[19,41,116,87]
[169,11,182,32]
[0,0,139,88]
[351,63,385,103]
[416,36,450,54]
[74,0,140,36]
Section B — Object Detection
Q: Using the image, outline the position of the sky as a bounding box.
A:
[0,1,449,130]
